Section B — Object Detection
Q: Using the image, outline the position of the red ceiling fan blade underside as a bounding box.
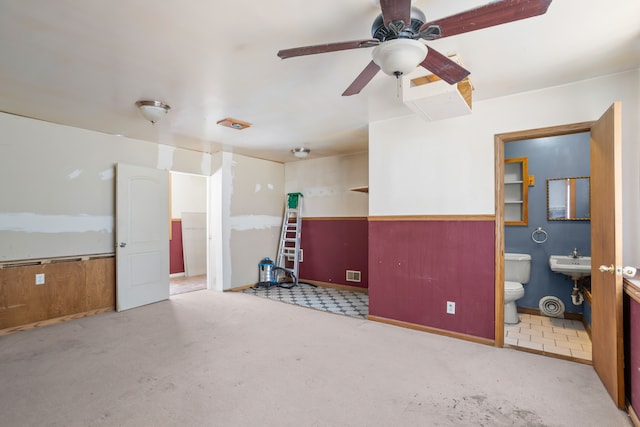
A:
[277,39,379,59]
[419,47,470,85]
[420,0,552,39]
[342,61,381,96]
[379,0,412,29]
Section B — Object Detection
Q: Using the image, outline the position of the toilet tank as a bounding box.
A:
[504,253,531,284]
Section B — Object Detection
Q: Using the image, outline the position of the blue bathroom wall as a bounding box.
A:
[583,297,592,327]
[505,132,590,314]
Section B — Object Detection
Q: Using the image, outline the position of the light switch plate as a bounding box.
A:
[35,273,45,285]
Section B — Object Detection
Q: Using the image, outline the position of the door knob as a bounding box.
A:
[118,242,127,248]
[599,264,623,275]
[599,264,615,274]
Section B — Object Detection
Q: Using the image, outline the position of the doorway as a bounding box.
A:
[494,103,625,408]
[169,171,208,296]
[502,132,592,362]
[494,121,594,341]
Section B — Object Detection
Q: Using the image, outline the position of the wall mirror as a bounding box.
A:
[547,177,590,220]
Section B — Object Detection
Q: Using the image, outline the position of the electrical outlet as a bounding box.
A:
[446,301,455,314]
[35,273,45,285]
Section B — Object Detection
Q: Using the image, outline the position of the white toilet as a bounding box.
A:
[504,253,531,325]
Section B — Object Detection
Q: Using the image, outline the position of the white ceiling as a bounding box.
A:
[0,0,638,162]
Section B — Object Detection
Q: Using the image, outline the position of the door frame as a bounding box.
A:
[169,171,211,292]
[494,121,594,344]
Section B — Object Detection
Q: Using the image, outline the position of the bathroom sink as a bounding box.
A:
[549,255,592,280]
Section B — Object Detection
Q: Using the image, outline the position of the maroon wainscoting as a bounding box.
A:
[170,219,185,274]
[368,219,495,340]
[299,218,368,288]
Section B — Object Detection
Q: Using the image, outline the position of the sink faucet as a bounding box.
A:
[570,248,580,258]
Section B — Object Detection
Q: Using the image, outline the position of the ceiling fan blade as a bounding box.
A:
[278,39,380,59]
[342,61,381,96]
[419,0,552,39]
[380,0,412,30]
[419,48,470,85]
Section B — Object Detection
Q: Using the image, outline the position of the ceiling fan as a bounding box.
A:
[277,0,552,96]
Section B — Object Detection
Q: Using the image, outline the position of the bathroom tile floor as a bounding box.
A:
[504,313,592,363]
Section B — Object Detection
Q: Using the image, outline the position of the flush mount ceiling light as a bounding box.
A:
[372,39,428,77]
[217,117,251,130]
[291,148,310,159]
[135,100,171,124]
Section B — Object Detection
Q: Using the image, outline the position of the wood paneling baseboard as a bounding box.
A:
[628,401,640,427]
[368,214,495,221]
[0,255,115,331]
[305,216,496,221]
[0,307,114,336]
[516,306,583,321]
[228,280,368,294]
[303,217,367,221]
[299,279,368,293]
[368,315,495,347]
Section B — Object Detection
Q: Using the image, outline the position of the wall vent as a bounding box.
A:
[346,270,361,282]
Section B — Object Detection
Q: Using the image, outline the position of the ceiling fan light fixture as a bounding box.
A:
[135,100,170,124]
[291,147,310,159]
[372,39,428,76]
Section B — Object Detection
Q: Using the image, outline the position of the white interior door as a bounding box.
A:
[116,163,170,311]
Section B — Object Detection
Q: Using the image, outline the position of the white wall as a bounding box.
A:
[285,152,368,217]
[209,152,285,290]
[171,172,206,218]
[370,69,640,263]
[0,112,211,261]
[0,112,285,290]
[208,152,224,290]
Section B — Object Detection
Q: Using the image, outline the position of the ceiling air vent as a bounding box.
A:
[217,118,251,130]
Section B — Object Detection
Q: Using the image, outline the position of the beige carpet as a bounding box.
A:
[0,290,631,427]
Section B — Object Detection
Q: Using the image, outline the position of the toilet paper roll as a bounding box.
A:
[623,266,639,279]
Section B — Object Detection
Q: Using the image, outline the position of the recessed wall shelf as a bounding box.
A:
[505,157,529,226]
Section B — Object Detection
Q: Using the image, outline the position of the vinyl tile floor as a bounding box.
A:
[504,313,592,363]
[170,274,206,296]
[242,283,369,319]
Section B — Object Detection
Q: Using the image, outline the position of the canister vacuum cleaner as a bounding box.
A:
[256,257,297,289]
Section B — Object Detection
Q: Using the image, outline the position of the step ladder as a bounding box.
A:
[276,193,304,286]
